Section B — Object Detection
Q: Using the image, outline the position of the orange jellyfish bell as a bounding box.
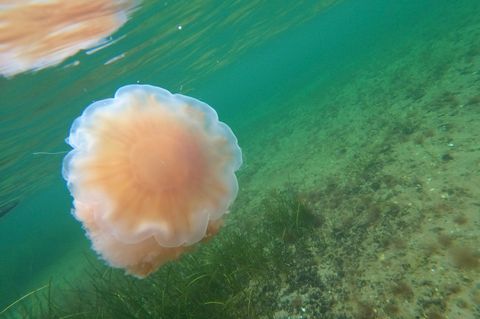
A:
[62,84,242,277]
[0,0,136,77]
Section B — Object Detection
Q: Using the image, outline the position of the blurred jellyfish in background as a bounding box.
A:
[0,0,137,77]
[63,85,242,277]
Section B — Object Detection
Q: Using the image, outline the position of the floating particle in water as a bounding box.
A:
[104,53,125,65]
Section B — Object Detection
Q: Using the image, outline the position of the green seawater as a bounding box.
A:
[1,0,479,318]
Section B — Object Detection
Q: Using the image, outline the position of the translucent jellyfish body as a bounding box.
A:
[0,0,135,77]
[63,84,242,277]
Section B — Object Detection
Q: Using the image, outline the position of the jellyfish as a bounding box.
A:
[62,85,242,277]
[0,0,136,77]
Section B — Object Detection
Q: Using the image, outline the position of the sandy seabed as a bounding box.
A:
[232,7,480,319]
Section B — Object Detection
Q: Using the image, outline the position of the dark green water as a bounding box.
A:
[1,0,480,318]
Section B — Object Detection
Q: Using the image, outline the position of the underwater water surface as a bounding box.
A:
[1,0,480,318]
